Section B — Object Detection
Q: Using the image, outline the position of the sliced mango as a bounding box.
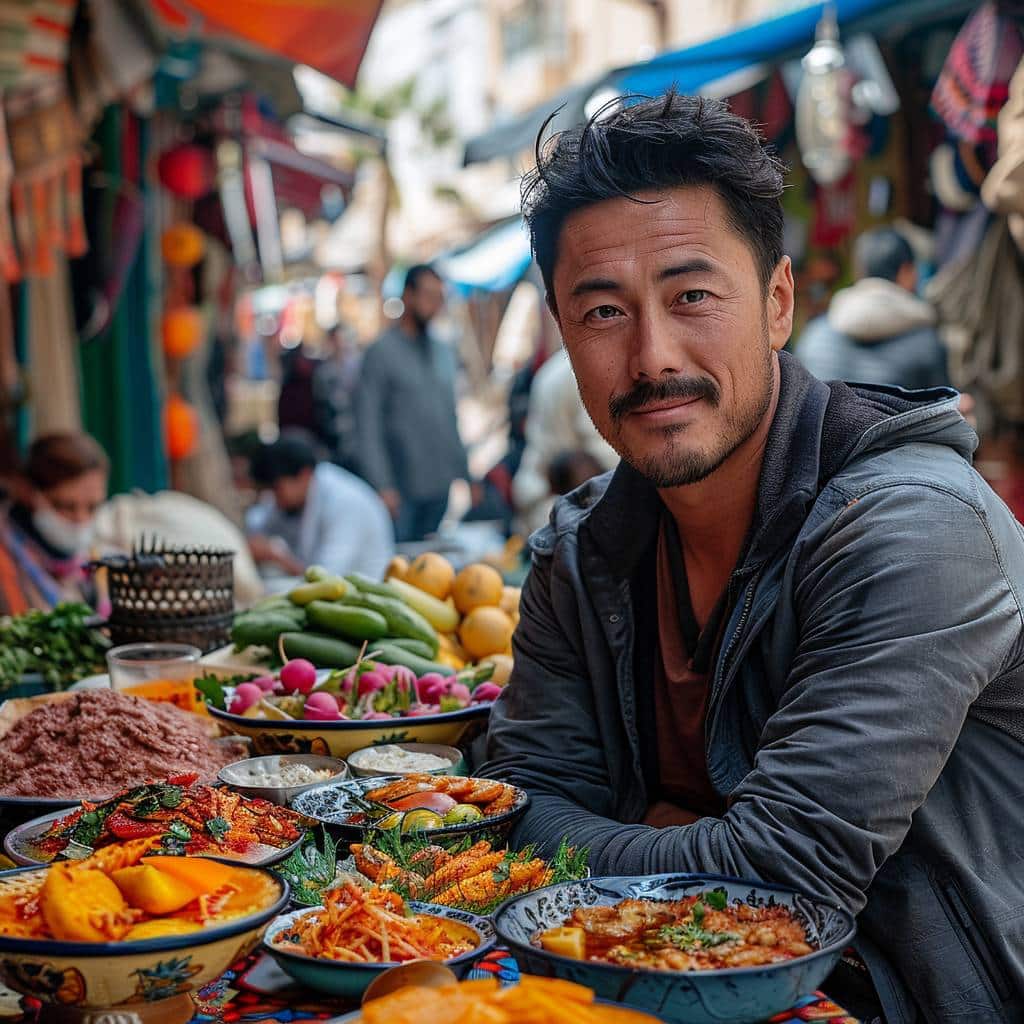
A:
[123,919,204,941]
[538,926,586,960]
[40,865,130,942]
[142,856,237,899]
[111,865,197,915]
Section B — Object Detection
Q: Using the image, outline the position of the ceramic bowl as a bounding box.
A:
[345,743,466,779]
[493,873,856,1024]
[218,754,349,805]
[289,775,528,846]
[0,863,289,1016]
[207,702,490,759]
[263,902,495,998]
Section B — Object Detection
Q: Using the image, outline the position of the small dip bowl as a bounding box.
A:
[218,754,348,806]
[346,743,466,779]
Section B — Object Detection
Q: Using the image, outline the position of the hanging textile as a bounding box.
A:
[930,1,1024,147]
[78,108,167,495]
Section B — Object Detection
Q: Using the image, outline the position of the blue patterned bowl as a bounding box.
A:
[263,901,496,998]
[492,873,856,1024]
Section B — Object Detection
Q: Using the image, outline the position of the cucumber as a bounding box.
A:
[306,601,389,642]
[385,637,436,659]
[280,631,361,669]
[342,592,439,655]
[231,612,305,651]
[304,564,330,582]
[288,578,349,606]
[373,642,455,677]
[345,572,396,598]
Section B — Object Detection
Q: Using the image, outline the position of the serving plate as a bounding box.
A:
[492,873,856,1024]
[4,806,305,869]
[290,774,527,846]
[263,901,495,998]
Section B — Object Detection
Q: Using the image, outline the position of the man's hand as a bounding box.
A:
[379,488,402,519]
[248,535,305,576]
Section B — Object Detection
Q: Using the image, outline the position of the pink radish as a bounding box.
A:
[280,659,317,694]
[444,681,472,706]
[416,673,448,704]
[357,671,388,698]
[390,665,417,694]
[471,682,503,703]
[229,682,263,715]
[362,710,393,721]
[251,675,277,693]
[304,691,342,721]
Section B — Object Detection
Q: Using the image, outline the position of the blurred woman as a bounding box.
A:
[0,433,109,615]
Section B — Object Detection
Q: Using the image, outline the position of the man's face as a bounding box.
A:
[272,468,313,515]
[405,274,446,328]
[550,187,794,488]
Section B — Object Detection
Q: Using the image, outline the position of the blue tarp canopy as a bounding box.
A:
[433,218,532,294]
[613,0,972,98]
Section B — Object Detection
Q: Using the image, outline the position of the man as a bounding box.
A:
[356,266,469,542]
[247,433,394,580]
[795,227,950,389]
[482,92,1024,1022]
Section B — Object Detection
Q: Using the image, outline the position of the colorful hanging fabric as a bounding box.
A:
[931,1,1024,146]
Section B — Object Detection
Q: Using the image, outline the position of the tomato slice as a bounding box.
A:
[390,791,458,814]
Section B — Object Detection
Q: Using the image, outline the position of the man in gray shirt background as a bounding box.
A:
[356,265,469,542]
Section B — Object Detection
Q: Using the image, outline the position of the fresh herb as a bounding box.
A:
[167,821,192,842]
[704,889,728,911]
[193,675,226,710]
[69,808,111,849]
[548,837,590,885]
[205,817,231,842]
[657,922,740,950]
[275,828,341,906]
[0,603,109,692]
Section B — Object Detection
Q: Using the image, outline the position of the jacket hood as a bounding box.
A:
[547,352,971,577]
[827,278,937,342]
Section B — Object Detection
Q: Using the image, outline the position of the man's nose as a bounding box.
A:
[628,309,689,381]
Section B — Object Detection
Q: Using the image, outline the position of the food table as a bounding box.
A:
[0,559,865,1024]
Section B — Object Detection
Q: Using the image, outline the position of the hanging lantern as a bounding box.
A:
[157,143,215,199]
[165,394,200,461]
[161,223,205,267]
[795,5,851,186]
[162,306,205,360]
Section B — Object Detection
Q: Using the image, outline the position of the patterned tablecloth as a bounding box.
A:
[115,949,854,1024]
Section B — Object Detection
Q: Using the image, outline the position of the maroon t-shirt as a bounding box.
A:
[643,517,728,827]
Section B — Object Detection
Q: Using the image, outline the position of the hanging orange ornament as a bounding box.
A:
[164,394,199,461]
[162,306,205,360]
[161,223,205,267]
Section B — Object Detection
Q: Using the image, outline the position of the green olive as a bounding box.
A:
[401,809,445,833]
[375,811,404,831]
[443,803,484,826]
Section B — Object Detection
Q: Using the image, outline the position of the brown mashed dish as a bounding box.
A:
[0,689,237,800]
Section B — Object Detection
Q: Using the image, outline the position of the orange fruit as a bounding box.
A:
[452,563,504,614]
[459,606,515,661]
[385,555,410,582]
[488,653,514,686]
[405,552,456,600]
[499,586,521,618]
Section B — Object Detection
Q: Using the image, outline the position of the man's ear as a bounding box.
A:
[767,256,795,352]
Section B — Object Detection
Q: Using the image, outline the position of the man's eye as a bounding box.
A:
[679,290,708,304]
[588,305,621,320]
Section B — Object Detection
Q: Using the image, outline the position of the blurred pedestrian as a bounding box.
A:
[547,449,608,497]
[277,343,320,435]
[513,348,618,534]
[356,266,469,541]
[795,227,950,389]
[313,323,362,472]
[247,432,393,581]
[0,432,109,615]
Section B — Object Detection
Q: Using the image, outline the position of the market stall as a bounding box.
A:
[0,547,867,1024]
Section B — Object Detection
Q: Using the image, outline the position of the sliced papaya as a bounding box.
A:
[142,855,237,898]
[123,919,204,941]
[111,865,197,915]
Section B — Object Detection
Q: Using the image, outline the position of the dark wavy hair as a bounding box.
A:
[522,91,787,304]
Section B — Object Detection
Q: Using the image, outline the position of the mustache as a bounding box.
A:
[609,376,720,422]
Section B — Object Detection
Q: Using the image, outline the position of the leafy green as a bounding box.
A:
[205,817,231,842]
[704,889,728,911]
[193,675,226,710]
[0,603,109,691]
[657,922,740,950]
[274,828,340,906]
[69,808,111,849]
[167,821,192,842]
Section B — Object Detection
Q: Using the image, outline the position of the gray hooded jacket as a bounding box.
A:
[482,352,1024,1022]
[795,277,950,390]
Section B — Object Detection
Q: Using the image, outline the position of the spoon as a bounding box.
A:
[361,960,457,1005]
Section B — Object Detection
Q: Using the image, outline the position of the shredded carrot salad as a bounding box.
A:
[272,881,477,964]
